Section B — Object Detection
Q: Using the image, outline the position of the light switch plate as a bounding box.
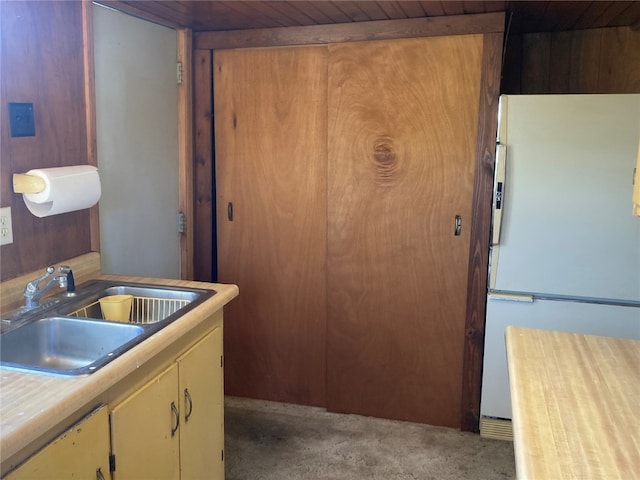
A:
[1,207,14,245]
[8,102,36,137]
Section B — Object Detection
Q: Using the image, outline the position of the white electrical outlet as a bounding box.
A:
[0,207,14,246]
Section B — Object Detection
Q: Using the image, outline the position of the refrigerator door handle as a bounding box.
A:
[492,144,507,245]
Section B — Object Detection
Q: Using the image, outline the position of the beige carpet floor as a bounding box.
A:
[225,396,516,480]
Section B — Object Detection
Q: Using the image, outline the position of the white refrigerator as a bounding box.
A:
[480,94,640,423]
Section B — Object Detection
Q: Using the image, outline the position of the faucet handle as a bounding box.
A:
[25,266,55,294]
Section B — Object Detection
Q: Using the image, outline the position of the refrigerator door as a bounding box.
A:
[480,296,640,420]
[491,94,640,302]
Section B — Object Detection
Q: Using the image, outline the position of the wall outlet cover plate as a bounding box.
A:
[0,206,14,246]
[8,102,36,137]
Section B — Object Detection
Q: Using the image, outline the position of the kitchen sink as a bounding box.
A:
[0,317,145,376]
[0,280,216,376]
[64,284,201,324]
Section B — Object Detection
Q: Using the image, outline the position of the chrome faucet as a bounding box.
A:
[24,265,74,309]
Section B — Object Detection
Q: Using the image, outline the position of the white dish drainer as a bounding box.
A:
[69,296,191,324]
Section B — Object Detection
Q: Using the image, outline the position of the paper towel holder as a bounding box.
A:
[13,166,101,218]
[13,173,46,194]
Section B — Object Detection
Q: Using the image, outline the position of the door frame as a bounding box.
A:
[192,13,504,432]
[84,1,194,280]
[177,28,194,280]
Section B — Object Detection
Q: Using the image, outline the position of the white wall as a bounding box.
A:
[94,4,180,278]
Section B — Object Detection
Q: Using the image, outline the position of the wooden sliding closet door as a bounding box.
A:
[214,47,328,406]
[326,35,484,428]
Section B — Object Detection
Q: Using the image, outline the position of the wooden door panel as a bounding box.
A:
[215,47,328,406]
[327,35,484,427]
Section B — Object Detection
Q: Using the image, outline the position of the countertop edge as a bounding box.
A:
[504,326,529,480]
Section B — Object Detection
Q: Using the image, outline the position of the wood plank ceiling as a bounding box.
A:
[98,1,640,34]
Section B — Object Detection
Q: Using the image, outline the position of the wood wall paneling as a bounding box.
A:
[81,0,100,254]
[548,31,572,93]
[500,30,522,94]
[460,32,504,433]
[502,26,640,94]
[521,32,552,93]
[598,27,640,92]
[215,47,328,406]
[566,29,604,93]
[0,0,94,282]
[192,49,213,282]
[326,35,483,428]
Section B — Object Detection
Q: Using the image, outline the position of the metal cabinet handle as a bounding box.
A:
[96,467,106,480]
[228,202,233,221]
[184,388,193,422]
[454,215,462,236]
[170,401,180,437]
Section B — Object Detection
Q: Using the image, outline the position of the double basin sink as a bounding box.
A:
[0,280,215,376]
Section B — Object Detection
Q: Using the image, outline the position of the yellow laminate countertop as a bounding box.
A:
[0,275,238,470]
[505,326,640,479]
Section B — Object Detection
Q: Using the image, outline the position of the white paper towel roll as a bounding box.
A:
[23,165,101,218]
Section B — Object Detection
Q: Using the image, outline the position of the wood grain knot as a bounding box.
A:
[372,139,398,183]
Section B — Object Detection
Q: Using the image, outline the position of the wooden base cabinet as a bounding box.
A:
[110,327,224,480]
[4,407,110,480]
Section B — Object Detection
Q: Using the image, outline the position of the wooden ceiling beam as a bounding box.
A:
[194,12,505,50]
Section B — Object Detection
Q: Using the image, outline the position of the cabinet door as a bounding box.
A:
[177,327,224,479]
[110,364,180,480]
[215,46,328,406]
[326,35,484,428]
[5,406,110,480]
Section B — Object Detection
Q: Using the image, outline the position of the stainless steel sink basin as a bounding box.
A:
[64,285,201,324]
[0,280,216,376]
[0,317,145,376]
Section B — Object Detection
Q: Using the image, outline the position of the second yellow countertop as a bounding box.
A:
[506,326,640,479]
